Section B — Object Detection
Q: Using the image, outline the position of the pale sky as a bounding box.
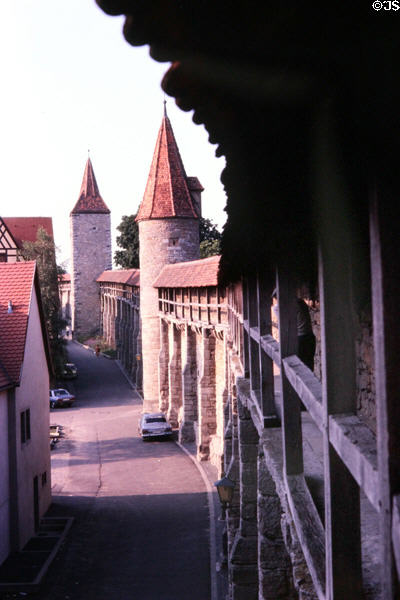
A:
[0,0,227,268]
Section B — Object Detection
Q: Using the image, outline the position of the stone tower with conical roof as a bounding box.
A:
[70,157,112,337]
[137,109,203,412]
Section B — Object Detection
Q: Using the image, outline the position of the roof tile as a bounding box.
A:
[97,268,140,287]
[3,217,53,247]
[0,262,36,386]
[136,112,199,221]
[153,255,220,288]
[71,158,110,215]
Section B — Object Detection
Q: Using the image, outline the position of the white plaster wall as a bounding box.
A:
[16,286,51,549]
[0,391,10,564]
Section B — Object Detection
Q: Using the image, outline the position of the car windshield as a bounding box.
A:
[54,390,67,396]
[146,417,166,423]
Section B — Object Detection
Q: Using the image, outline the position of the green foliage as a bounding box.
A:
[114,214,139,268]
[200,238,221,258]
[199,217,222,243]
[199,217,221,257]
[21,227,66,378]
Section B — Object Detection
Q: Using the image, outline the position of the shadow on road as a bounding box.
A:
[51,436,181,469]
[36,491,210,600]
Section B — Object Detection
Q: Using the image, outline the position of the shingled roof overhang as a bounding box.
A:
[96,2,398,287]
[97,268,140,287]
[153,255,220,288]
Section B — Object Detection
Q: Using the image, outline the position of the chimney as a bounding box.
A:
[7,300,13,313]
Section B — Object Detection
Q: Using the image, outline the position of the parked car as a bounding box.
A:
[138,412,173,440]
[49,388,75,409]
[62,363,78,379]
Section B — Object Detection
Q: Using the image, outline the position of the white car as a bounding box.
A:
[138,412,173,440]
[49,388,75,409]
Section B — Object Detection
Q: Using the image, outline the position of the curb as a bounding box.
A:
[115,360,138,391]
[175,441,218,600]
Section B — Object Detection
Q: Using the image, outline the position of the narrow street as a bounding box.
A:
[38,342,211,600]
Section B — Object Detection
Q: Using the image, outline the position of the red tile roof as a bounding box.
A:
[97,268,140,287]
[59,273,71,282]
[153,255,220,288]
[71,158,110,215]
[2,217,54,248]
[136,112,198,221]
[0,262,36,388]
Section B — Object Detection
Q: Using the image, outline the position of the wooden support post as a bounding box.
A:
[248,274,260,403]
[257,273,277,424]
[370,189,400,598]
[189,288,193,322]
[316,101,362,599]
[276,267,303,476]
[242,278,250,378]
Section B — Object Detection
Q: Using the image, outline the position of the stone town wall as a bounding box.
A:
[139,218,199,413]
[97,279,377,599]
[100,288,142,387]
[70,213,111,337]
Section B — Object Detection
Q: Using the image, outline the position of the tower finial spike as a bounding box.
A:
[163,97,167,117]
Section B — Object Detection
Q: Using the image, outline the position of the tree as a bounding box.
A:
[114,214,139,268]
[21,227,66,378]
[199,217,221,258]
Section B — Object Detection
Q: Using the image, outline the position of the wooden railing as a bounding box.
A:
[236,269,379,599]
[158,286,227,329]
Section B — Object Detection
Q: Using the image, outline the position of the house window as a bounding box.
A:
[42,471,47,487]
[20,409,31,444]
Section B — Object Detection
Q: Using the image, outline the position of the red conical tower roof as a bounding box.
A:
[136,110,198,221]
[71,157,110,215]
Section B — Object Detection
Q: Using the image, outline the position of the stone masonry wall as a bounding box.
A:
[179,325,197,443]
[70,212,111,337]
[209,335,228,475]
[196,331,217,461]
[167,323,182,427]
[139,218,199,412]
[308,300,376,433]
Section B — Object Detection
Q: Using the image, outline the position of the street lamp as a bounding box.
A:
[214,475,235,508]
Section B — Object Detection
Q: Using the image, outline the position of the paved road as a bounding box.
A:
[38,342,211,600]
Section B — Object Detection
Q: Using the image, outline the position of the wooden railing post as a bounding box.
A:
[257,273,277,424]
[315,101,362,599]
[276,266,303,476]
[370,188,400,599]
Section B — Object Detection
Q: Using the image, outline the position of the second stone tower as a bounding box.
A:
[70,157,112,338]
